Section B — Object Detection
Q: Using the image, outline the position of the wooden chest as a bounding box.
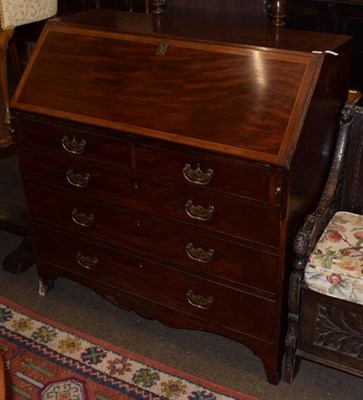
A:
[11,9,352,383]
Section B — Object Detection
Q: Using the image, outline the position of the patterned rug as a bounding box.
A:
[0,296,258,400]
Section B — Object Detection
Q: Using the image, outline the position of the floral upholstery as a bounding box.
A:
[304,211,363,305]
[0,0,57,30]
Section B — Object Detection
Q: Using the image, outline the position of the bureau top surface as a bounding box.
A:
[11,10,350,166]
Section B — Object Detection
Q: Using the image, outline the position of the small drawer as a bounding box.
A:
[17,117,130,168]
[135,143,275,202]
[19,149,135,205]
[128,179,281,247]
[34,225,276,343]
[25,185,279,295]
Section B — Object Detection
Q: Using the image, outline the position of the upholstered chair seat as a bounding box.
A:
[304,211,363,305]
[0,0,57,30]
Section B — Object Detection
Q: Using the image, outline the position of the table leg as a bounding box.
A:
[0,28,15,127]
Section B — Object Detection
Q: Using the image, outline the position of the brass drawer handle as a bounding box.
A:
[76,251,99,270]
[71,208,95,227]
[186,289,214,310]
[62,135,86,154]
[66,169,91,188]
[182,163,213,185]
[186,242,214,263]
[185,200,215,221]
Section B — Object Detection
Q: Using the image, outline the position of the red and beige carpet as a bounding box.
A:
[0,296,258,400]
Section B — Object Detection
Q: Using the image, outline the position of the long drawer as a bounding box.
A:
[20,150,281,246]
[18,117,281,204]
[33,225,276,343]
[25,184,279,295]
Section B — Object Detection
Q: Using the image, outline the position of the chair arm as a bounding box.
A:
[293,101,355,269]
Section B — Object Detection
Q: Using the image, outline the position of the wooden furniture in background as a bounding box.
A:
[162,0,270,24]
[0,0,57,274]
[57,1,288,25]
[286,0,363,90]
[270,0,287,26]
[0,0,58,127]
[11,9,350,383]
[144,0,287,25]
[284,101,363,382]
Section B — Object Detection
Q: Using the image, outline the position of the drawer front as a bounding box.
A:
[25,185,279,295]
[135,143,272,201]
[18,118,130,168]
[20,150,280,246]
[19,149,136,204]
[34,225,276,342]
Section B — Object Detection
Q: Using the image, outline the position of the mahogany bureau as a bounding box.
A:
[10,9,351,383]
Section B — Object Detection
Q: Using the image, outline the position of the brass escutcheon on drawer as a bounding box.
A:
[182,163,214,185]
[66,169,91,188]
[185,242,214,263]
[185,200,215,221]
[76,251,99,270]
[186,289,214,310]
[71,208,95,227]
[62,135,86,154]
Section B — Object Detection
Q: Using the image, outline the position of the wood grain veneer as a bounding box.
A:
[11,10,352,384]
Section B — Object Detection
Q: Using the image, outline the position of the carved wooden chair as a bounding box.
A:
[0,0,57,273]
[284,100,363,382]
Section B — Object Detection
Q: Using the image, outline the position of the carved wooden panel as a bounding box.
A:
[314,304,363,358]
[298,289,363,376]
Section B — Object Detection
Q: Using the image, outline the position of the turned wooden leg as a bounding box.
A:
[270,0,286,27]
[0,28,15,127]
[145,0,151,13]
[151,0,165,15]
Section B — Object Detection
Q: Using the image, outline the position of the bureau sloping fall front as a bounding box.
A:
[10,9,352,384]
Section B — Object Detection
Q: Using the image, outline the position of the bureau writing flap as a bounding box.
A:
[11,10,350,167]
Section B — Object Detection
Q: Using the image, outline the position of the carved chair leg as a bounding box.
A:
[0,28,15,127]
[283,269,304,383]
